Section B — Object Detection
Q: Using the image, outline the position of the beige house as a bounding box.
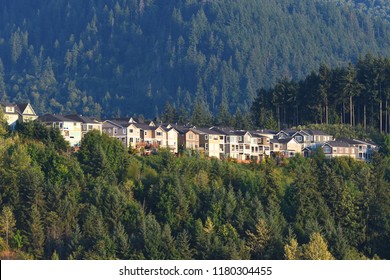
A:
[270,137,301,158]
[321,141,356,159]
[0,102,38,128]
[38,114,82,147]
[65,114,102,137]
[332,138,378,161]
[185,128,203,152]
[152,125,168,147]
[166,127,179,154]
[250,131,272,160]
[292,129,333,148]
[196,128,224,159]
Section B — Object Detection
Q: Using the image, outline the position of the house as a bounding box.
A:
[168,124,193,151]
[235,130,253,161]
[185,128,203,153]
[102,120,130,147]
[250,131,272,160]
[291,130,312,148]
[152,125,168,147]
[211,127,241,160]
[65,114,102,137]
[38,114,82,147]
[0,102,38,128]
[270,137,302,158]
[321,141,356,159]
[276,129,297,140]
[196,128,225,159]
[134,123,158,149]
[336,138,378,161]
[165,127,179,154]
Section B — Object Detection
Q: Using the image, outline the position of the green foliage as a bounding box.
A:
[0,1,389,119]
[252,56,390,133]
[0,125,389,259]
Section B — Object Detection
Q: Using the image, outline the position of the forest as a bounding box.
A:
[250,55,390,133]
[0,114,389,260]
[0,0,389,119]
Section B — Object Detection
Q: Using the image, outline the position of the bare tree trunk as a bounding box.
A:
[380,98,383,133]
[343,102,346,124]
[363,104,367,129]
[326,104,329,125]
[386,100,388,134]
[350,95,353,126]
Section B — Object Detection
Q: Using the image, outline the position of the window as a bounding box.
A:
[220,136,224,140]
[129,129,133,133]
[323,146,331,153]
[108,129,112,133]
[130,138,134,143]
[157,131,162,136]
[64,131,69,136]
[275,144,279,148]
[82,124,87,131]
[88,125,93,130]
[239,136,242,141]
[214,136,218,140]
[205,135,208,140]
[74,123,77,126]
[189,133,193,139]
[296,136,302,142]
[114,128,118,134]
[205,143,208,150]
[144,131,147,135]
[123,129,126,134]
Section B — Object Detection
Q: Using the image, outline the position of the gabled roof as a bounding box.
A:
[17,103,37,116]
[168,124,192,134]
[133,123,154,130]
[323,141,351,148]
[103,120,126,128]
[0,102,21,114]
[38,114,76,123]
[271,137,298,145]
[293,130,310,137]
[196,127,224,135]
[65,114,101,124]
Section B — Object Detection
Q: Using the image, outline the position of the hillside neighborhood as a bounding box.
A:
[1,102,378,162]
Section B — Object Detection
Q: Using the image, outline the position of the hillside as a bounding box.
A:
[0,0,389,118]
[0,118,389,260]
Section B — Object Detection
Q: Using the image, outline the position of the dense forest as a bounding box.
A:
[0,114,390,260]
[0,0,389,119]
[251,55,390,133]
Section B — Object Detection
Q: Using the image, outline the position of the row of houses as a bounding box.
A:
[1,102,378,162]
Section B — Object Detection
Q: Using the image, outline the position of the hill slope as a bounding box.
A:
[0,0,389,118]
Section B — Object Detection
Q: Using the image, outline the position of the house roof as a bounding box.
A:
[133,123,154,130]
[0,102,21,114]
[196,127,222,135]
[271,137,298,144]
[169,124,192,134]
[323,141,351,148]
[38,114,76,123]
[65,114,100,124]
